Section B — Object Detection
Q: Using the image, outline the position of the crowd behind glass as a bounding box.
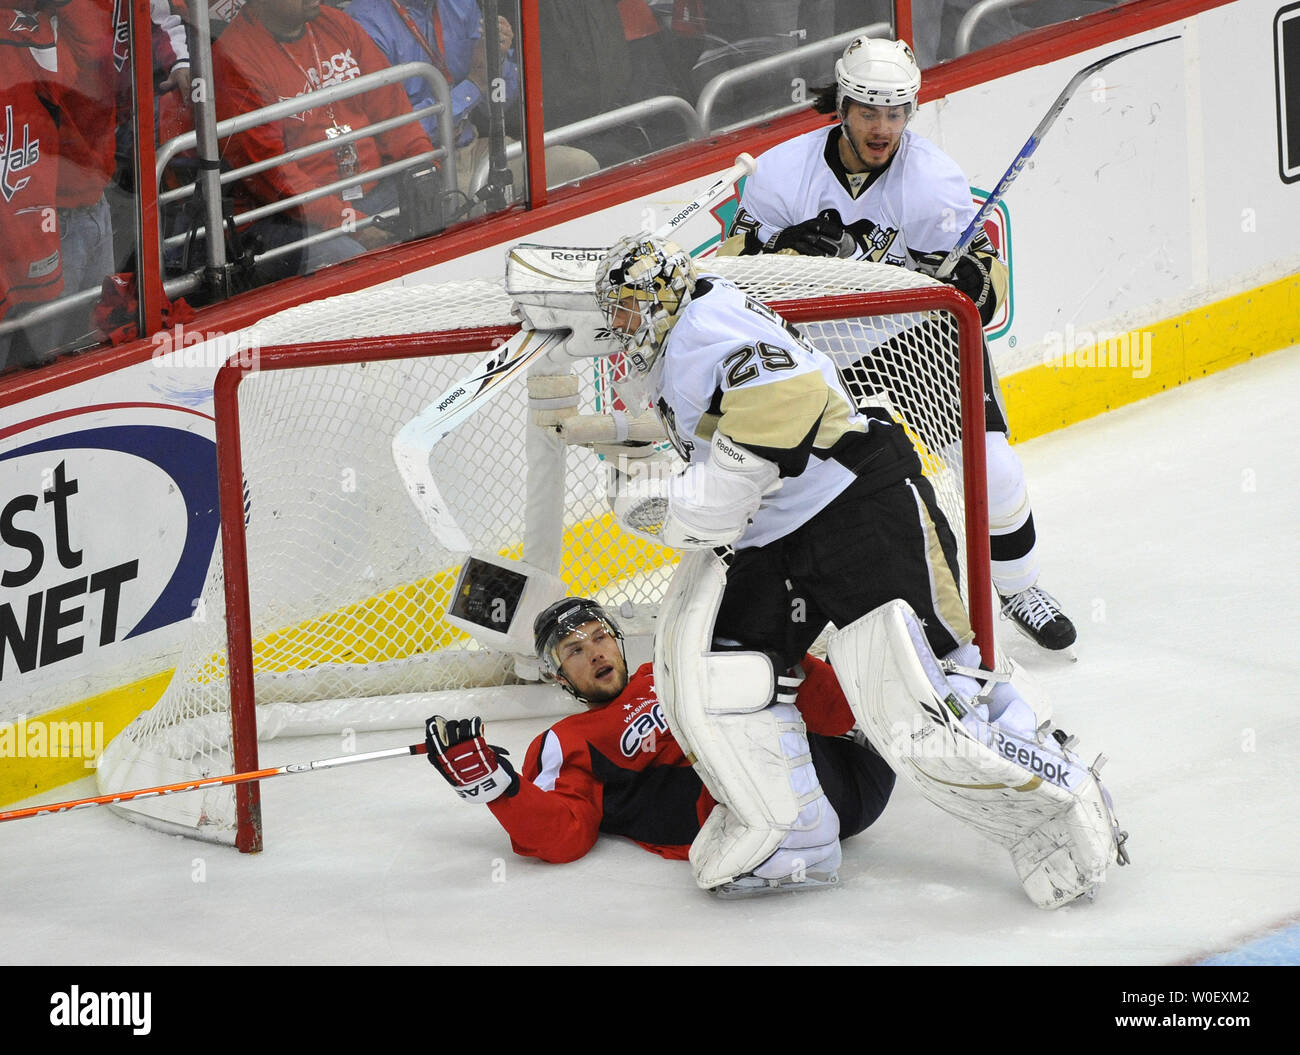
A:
[0,0,1116,374]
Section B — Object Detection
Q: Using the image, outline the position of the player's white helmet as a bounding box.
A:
[835,36,921,115]
[534,597,625,701]
[595,234,696,374]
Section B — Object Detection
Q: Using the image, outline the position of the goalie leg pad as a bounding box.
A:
[826,600,1124,908]
[656,551,840,889]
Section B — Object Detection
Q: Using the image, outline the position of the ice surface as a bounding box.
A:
[4,348,1298,967]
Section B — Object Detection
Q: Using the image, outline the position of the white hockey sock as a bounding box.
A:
[986,431,1040,595]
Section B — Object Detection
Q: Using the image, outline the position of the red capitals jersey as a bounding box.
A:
[488,655,855,863]
[213,6,434,229]
[55,0,124,209]
[1,9,74,320]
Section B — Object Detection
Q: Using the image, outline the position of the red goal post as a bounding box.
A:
[96,257,990,853]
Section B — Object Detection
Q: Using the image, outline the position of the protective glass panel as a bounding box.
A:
[911,0,1124,67]
[533,1,893,182]
[155,0,523,301]
[0,0,148,372]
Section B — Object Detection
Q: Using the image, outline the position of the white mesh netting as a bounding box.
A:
[96,255,979,843]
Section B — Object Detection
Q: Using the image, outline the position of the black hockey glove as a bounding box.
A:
[767,209,854,257]
[941,253,995,325]
[425,715,519,803]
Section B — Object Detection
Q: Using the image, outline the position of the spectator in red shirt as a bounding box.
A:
[0,6,72,370]
[213,0,437,284]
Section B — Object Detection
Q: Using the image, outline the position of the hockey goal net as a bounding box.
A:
[96,254,989,851]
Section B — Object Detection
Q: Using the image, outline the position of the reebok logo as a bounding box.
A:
[437,388,466,411]
[993,732,1071,786]
[715,438,744,463]
[662,203,698,229]
[546,249,604,262]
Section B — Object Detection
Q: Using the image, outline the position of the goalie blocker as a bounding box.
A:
[827,600,1129,908]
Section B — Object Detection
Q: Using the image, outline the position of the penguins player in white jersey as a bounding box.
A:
[593,236,1127,904]
[720,36,1076,653]
[598,237,989,894]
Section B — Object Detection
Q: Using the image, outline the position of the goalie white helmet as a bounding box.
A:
[835,36,921,115]
[595,235,697,374]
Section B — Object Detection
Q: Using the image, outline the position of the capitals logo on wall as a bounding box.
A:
[970,187,1013,341]
[1277,2,1300,183]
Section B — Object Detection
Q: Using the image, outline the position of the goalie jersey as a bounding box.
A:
[654,276,922,548]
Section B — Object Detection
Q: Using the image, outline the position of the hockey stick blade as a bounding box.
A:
[392,327,569,551]
[936,35,1180,278]
[0,743,429,826]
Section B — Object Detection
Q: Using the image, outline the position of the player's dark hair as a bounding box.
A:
[811,83,839,114]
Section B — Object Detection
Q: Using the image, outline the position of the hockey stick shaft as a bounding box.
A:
[935,35,1179,278]
[0,742,429,825]
[479,0,509,211]
[650,153,756,240]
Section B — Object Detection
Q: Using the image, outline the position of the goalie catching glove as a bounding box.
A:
[426,716,519,803]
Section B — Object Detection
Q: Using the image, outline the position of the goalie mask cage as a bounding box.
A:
[95,256,989,852]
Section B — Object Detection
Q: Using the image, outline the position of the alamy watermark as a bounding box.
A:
[49,986,151,1035]
[150,322,259,370]
[1042,324,1152,379]
[0,715,103,768]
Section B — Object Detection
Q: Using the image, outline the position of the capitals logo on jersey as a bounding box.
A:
[111,0,130,72]
[1,105,41,203]
[619,699,671,758]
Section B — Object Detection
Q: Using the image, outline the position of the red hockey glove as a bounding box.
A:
[425,716,519,803]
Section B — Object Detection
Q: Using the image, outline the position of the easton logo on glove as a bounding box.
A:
[425,715,520,803]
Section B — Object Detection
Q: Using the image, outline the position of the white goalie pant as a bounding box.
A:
[654,549,841,890]
[827,600,1124,909]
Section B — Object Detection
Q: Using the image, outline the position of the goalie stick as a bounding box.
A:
[0,742,429,826]
[392,327,570,551]
[392,153,757,548]
[935,34,1180,279]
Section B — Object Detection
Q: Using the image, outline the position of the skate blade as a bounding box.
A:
[711,871,839,900]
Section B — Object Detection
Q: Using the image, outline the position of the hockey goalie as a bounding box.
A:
[503,235,1129,906]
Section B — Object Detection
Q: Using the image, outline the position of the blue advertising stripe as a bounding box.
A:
[1198,922,1300,966]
